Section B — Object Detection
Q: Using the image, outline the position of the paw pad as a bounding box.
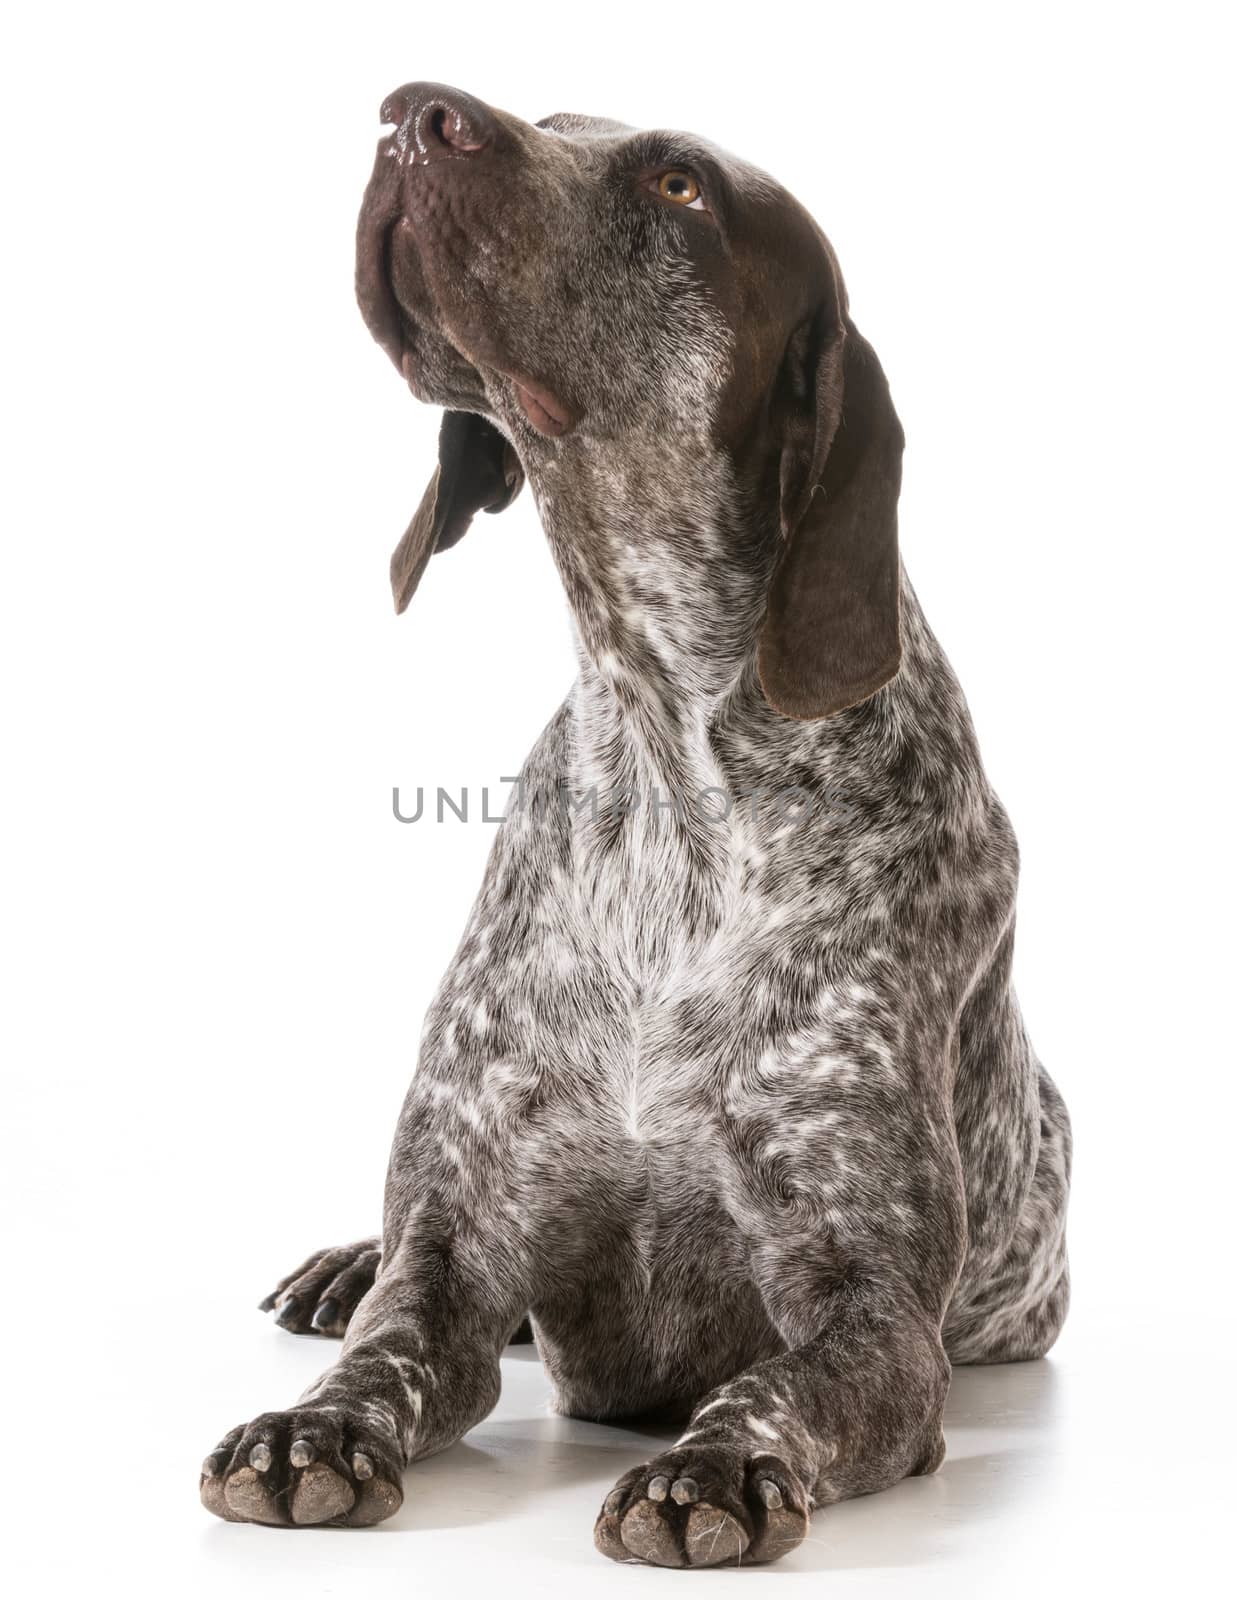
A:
[594,1448,810,1568]
[291,1462,355,1525]
[684,1504,749,1566]
[199,1408,403,1528]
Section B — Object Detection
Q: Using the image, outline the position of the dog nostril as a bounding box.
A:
[424,102,489,154]
[382,84,495,161]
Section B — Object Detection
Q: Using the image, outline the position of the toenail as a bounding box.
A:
[275,1297,300,1327]
[671,1476,699,1504]
[603,1489,625,1515]
[758,1479,784,1509]
[289,1439,315,1468]
[352,1452,374,1480]
[248,1443,272,1472]
[201,1455,218,1477]
[311,1299,339,1331]
[647,1475,670,1501]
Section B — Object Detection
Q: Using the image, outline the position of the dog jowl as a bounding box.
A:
[201,83,1070,1566]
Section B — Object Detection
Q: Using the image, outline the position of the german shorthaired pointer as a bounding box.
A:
[200,82,1071,1567]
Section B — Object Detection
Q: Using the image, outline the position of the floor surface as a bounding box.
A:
[20,1296,1224,1598]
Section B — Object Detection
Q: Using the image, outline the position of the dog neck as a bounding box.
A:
[526,434,781,795]
[533,435,777,663]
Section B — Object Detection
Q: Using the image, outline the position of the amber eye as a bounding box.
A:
[656,169,704,209]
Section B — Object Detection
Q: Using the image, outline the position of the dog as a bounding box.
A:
[200,82,1071,1568]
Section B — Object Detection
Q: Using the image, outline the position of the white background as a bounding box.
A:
[2,2,1234,1595]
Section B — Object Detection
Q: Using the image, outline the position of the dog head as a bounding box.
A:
[357,82,903,719]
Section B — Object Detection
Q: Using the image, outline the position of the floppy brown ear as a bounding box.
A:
[757,316,904,719]
[391,410,524,614]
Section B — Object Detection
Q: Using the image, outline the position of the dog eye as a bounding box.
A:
[654,169,706,211]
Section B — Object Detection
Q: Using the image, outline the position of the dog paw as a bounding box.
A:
[594,1448,810,1567]
[258,1239,382,1337]
[200,1407,403,1527]
[256,1240,534,1343]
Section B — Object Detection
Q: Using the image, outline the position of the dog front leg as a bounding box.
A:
[200,1217,530,1526]
[595,1104,966,1568]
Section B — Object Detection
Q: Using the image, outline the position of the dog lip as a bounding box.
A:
[507,373,575,437]
[356,204,408,376]
[359,178,575,435]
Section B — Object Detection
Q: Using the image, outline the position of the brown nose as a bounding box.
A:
[380,81,495,162]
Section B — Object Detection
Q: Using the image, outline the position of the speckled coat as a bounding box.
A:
[201,83,1070,1568]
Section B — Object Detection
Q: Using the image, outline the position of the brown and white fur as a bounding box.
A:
[200,83,1070,1568]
